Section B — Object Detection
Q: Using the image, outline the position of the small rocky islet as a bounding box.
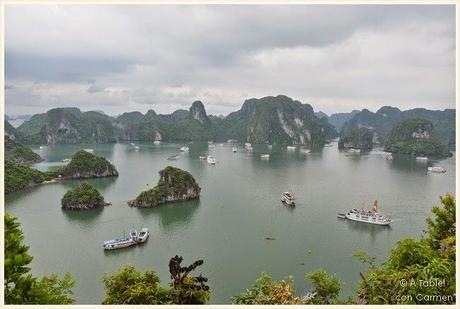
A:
[128,166,201,208]
[61,182,110,210]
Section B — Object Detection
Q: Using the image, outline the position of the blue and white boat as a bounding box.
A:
[103,227,149,250]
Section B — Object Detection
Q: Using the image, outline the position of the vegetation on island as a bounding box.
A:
[58,150,119,179]
[5,136,43,164]
[61,182,109,210]
[4,194,455,304]
[384,118,452,158]
[4,214,75,304]
[338,126,374,150]
[102,255,210,304]
[128,166,200,208]
[4,160,47,194]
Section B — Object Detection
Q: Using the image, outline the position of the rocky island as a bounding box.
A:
[128,166,201,208]
[61,182,110,210]
[338,127,374,151]
[5,136,43,164]
[384,118,452,158]
[58,150,119,179]
[4,159,48,194]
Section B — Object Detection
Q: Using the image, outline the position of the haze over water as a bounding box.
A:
[5,142,455,303]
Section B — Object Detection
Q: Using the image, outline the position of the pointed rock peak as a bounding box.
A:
[145,109,157,116]
[190,101,208,124]
[376,106,401,116]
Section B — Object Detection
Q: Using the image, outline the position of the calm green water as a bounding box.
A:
[5,142,455,304]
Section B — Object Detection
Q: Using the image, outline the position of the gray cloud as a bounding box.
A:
[4,4,455,116]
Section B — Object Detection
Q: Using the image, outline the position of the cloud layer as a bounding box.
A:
[5,5,455,116]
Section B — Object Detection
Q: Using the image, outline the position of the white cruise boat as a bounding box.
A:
[207,155,216,165]
[287,146,296,151]
[300,148,311,154]
[180,146,189,152]
[428,166,446,173]
[134,145,140,150]
[348,148,361,153]
[232,147,237,153]
[153,140,161,145]
[281,192,295,205]
[267,144,273,149]
[416,156,428,161]
[261,154,270,160]
[103,227,149,250]
[345,200,391,225]
[39,145,47,149]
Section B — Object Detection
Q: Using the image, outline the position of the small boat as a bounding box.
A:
[227,139,237,143]
[137,228,149,243]
[180,146,189,152]
[167,154,180,160]
[267,144,273,149]
[244,142,252,149]
[300,148,311,154]
[385,154,393,160]
[130,142,135,146]
[199,155,207,160]
[428,166,446,173]
[134,145,140,150]
[207,155,216,165]
[261,154,270,160]
[61,158,71,163]
[416,156,428,161]
[348,148,361,153]
[208,143,216,148]
[130,227,138,242]
[232,147,237,153]
[153,140,161,145]
[281,192,296,205]
[345,200,392,225]
[287,146,296,151]
[39,145,47,149]
[84,148,94,153]
[208,141,214,145]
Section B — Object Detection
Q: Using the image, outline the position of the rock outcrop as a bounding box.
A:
[338,127,374,150]
[5,136,43,164]
[59,150,119,179]
[61,182,110,210]
[128,166,200,208]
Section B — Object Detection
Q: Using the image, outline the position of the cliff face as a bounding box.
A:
[384,118,452,158]
[338,127,374,150]
[59,150,119,179]
[61,182,109,210]
[128,166,201,208]
[16,108,116,145]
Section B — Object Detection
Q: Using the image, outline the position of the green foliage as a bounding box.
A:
[356,194,456,304]
[306,268,342,304]
[61,182,106,209]
[231,272,303,304]
[129,166,200,207]
[384,118,451,157]
[5,136,43,164]
[59,150,118,178]
[102,265,172,304]
[4,159,46,194]
[338,126,374,150]
[102,256,210,304]
[4,214,75,304]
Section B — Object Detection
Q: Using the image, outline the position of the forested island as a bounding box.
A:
[128,166,201,208]
[61,182,110,210]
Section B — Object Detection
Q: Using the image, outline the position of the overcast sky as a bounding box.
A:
[5,5,455,116]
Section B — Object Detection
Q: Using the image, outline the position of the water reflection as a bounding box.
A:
[61,207,104,226]
[136,200,200,231]
[341,219,392,242]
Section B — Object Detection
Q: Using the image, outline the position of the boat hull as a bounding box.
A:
[345,213,391,225]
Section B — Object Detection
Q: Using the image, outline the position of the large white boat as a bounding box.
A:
[103,227,149,250]
[428,166,446,173]
[281,192,295,205]
[261,154,270,160]
[180,146,189,152]
[345,200,391,225]
[207,155,216,165]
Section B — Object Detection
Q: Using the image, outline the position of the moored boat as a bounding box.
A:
[281,192,295,205]
[153,140,161,145]
[167,154,180,160]
[134,145,140,150]
[199,155,207,160]
[207,155,216,165]
[180,146,189,152]
[348,148,361,153]
[232,147,237,153]
[300,148,311,154]
[416,156,428,161]
[345,200,391,225]
[287,146,296,151]
[261,154,270,160]
[137,228,149,243]
[130,227,138,242]
[103,238,136,250]
[385,154,393,160]
[428,166,446,173]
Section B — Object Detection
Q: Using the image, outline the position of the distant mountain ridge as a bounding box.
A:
[340,106,455,149]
